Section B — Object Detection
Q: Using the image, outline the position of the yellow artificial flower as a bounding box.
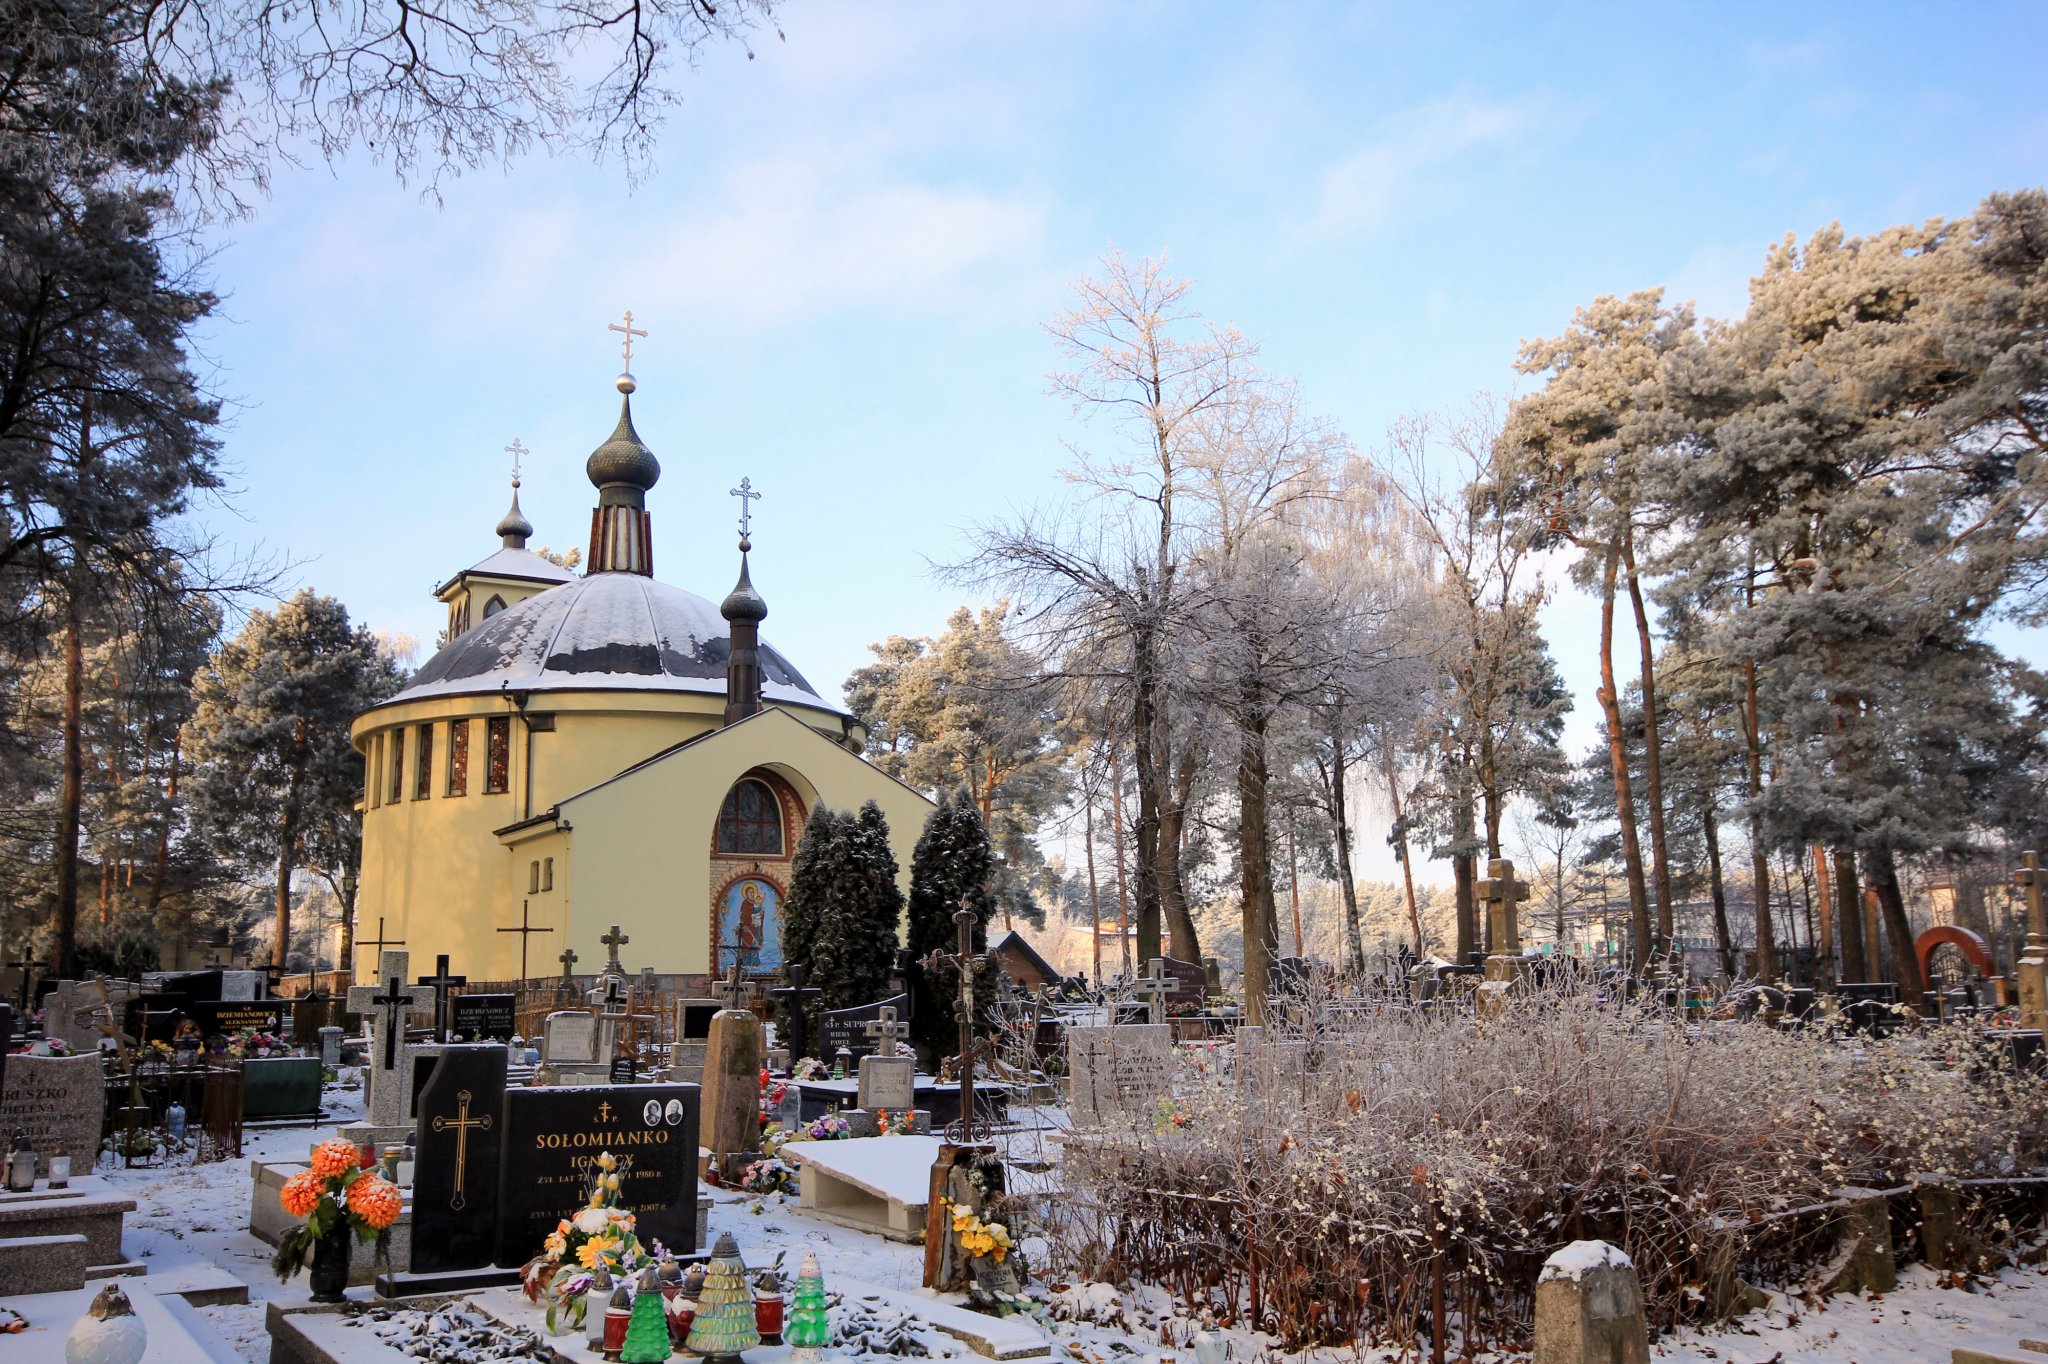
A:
[576,1235,619,1269]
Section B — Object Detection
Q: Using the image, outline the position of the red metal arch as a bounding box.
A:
[1915,924,1995,985]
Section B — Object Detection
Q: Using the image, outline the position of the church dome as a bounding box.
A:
[373,572,840,713]
[586,396,661,493]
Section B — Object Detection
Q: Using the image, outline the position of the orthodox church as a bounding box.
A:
[347,341,934,988]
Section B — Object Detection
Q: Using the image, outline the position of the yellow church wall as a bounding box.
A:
[347,689,858,981]
[548,709,936,981]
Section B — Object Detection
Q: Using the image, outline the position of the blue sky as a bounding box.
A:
[187,1,2047,881]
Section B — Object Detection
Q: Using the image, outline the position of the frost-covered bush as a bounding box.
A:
[1045,975,2048,1353]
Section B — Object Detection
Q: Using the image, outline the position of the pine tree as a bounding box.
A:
[685,1233,761,1361]
[907,790,995,1065]
[620,1269,672,1363]
[811,801,901,1010]
[777,804,841,1042]
[786,1249,830,1359]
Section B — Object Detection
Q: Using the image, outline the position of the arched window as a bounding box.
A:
[483,594,507,618]
[716,778,783,856]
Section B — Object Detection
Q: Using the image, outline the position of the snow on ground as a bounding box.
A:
[87,1083,2048,1363]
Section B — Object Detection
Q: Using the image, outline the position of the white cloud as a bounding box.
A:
[1306,92,1553,239]
[632,153,1049,328]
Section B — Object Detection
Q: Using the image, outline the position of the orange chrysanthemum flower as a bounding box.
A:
[279,1169,325,1219]
[348,1175,404,1231]
[310,1138,364,1179]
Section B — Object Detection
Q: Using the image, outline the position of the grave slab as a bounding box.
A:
[0,1281,235,1364]
[832,1274,1052,1360]
[785,1133,941,1242]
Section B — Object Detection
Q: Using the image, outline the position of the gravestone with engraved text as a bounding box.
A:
[495,1084,700,1266]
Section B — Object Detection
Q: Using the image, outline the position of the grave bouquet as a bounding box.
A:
[520,1150,648,1334]
[736,1155,794,1194]
[271,1138,403,1289]
[801,1113,851,1142]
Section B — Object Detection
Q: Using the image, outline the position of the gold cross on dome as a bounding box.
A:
[608,310,648,370]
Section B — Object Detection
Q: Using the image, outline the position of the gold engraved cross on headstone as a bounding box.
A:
[432,1089,493,1211]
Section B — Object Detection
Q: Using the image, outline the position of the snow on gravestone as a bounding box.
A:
[0,1053,105,1177]
[1064,1024,1175,1127]
[1533,1240,1649,1364]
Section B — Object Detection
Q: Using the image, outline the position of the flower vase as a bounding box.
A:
[308,1222,352,1302]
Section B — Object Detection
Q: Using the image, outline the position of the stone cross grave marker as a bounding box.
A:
[1133,960,1171,1026]
[856,1004,916,1114]
[600,924,630,976]
[557,946,578,983]
[2015,850,2048,1033]
[861,1005,909,1058]
[345,950,435,1124]
[416,954,467,1043]
[1477,858,1531,959]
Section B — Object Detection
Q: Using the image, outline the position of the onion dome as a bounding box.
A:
[720,540,768,624]
[586,374,661,497]
[496,487,534,548]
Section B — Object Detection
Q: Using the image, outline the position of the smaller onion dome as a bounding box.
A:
[721,540,768,623]
[496,487,534,548]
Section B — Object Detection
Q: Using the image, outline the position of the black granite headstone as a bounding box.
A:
[816,993,908,1064]
[608,1055,639,1084]
[451,994,516,1041]
[495,1084,701,1267]
[124,993,190,1044]
[189,999,290,1037]
[411,1044,509,1274]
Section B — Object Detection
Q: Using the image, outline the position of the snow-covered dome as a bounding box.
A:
[375,572,839,712]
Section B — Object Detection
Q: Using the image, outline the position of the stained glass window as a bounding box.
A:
[389,729,405,804]
[716,779,782,855]
[447,719,468,797]
[415,724,434,800]
[486,716,510,794]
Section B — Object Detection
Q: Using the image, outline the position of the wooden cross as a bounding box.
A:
[1476,857,1532,955]
[767,963,823,1061]
[498,900,555,981]
[2017,850,2048,945]
[431,1089,493,1210]
[730,478,761,540]
[600,925,630,976]
[1132,959,1171,1026]
[558,947,579,984]
[608,311,647,369]
[862,1005,910,1059]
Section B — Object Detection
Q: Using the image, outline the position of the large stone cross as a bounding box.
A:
[1477,857,1532,956]
[346,950,434,1065]
[862,1005,910,1059]
[557,946,579,984]
[1132,960,1171,1026]
[600,925,630,976]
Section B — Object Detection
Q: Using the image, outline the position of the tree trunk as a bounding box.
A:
[274,720,309,970]
[1110,743,1132,978]
[144,726,181,915]
[1594,548,1653,971]
[1620,535,1674,957]
[1085,783,1102,988]
[1702,799,1735,978]
[1237,690,1279,1026]
[1812,845,1834,984]
[1130,646,1164,967]
[1383,744,1425,955]
[1452,789,1478,964]
[1864,844,1924,998]
[1161,748,1200,959]
[53,582,86,977]
[1478,731,1503,860]
[1832,844,1866,983]
[1329,740,1366,975]
[1743,656,1776,980]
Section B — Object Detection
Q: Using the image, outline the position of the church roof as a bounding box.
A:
[435,546,578,598]
[377,571,842,713]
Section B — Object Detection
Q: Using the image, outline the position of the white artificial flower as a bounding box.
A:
[572,1208,609,1235]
